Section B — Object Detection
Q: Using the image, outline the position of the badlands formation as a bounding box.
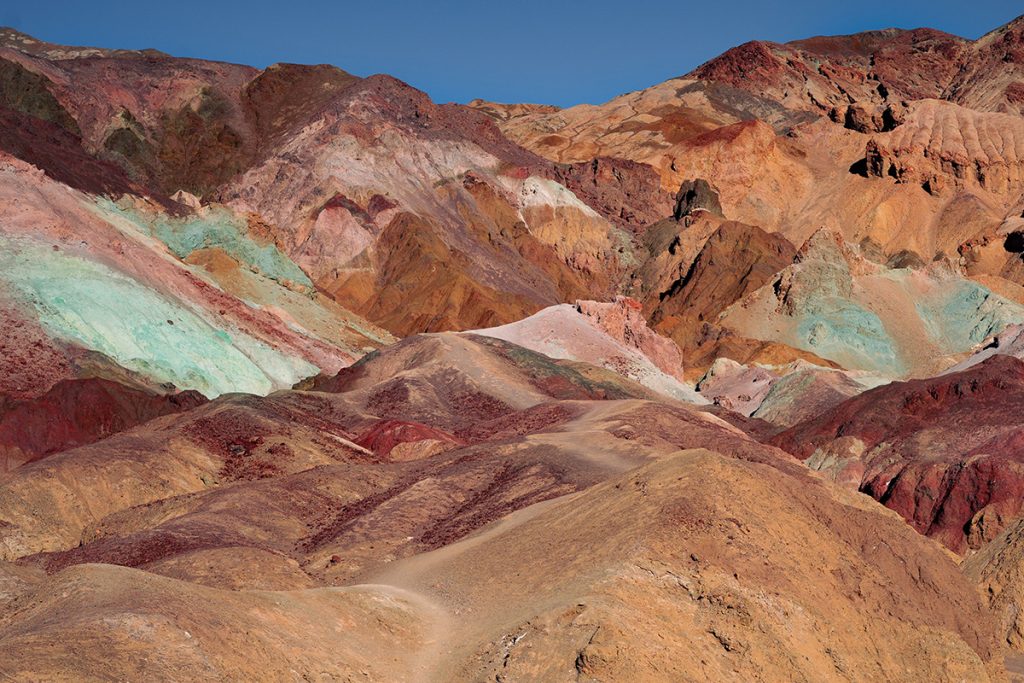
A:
[3,14,1024,682]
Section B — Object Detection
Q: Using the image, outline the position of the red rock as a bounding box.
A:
[552,157,672,231]
[354,420,464,457]
[773,354,1024,552]
[0,378,205,471]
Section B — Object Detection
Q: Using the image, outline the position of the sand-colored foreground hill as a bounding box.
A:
[0,450,1004,681]
[0,562,427,681]
[966,519,1024,655]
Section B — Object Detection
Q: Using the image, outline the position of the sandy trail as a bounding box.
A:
[341,400,654,680]
[523,399,651,474]
[347,493,575,680]
[340,583,452,683]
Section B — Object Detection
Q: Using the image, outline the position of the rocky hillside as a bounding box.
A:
[5,14,1024,680]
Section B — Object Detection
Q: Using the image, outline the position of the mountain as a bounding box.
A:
[4,13,1024,679]
[474,19,1024,310]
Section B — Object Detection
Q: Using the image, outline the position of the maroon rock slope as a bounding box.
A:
[689,21,1024,121]
[774,354,1024,552]
[0,378,206,471]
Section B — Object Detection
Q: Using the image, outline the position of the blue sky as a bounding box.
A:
[3,1,1021,106]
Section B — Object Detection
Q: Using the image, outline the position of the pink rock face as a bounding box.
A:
[574,297,686,382]
[696,358,778,416]
[472,302,703,403]
[298,201,376,280]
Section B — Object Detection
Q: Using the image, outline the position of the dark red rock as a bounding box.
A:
[773,355,1024,552]
[354,419,464,456]
[688,28,976,121]
[552,157,672,231]
[0,378,206,471]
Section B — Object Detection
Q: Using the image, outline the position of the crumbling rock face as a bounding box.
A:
[553,157,672,231]
[860,99,1024,194]
[574,296,686,381]
[673,178,723,220]
[948,15,1024,116]
[836,101,906,133]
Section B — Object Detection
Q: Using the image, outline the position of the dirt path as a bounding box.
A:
[525,399,651,474]
[347,492,578,680]
[340,583,452,683]
[341,400,650,680]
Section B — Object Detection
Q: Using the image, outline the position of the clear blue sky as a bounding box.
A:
[3,1,1021,106]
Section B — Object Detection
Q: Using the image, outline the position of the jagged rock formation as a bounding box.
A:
[645,220,798,368]
[949,16,1024,116]
[673,178,723,219]
[861,99,1024,195]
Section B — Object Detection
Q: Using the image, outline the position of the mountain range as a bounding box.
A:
[2,15,1024,681]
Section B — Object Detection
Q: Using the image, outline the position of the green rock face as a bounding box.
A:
[95,199,313,290]
[0,58,80,134]
[916,279,1022,352]
[796,300,904,376]
[0,236,316,398]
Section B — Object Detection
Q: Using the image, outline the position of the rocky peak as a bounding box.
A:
[689,41,790,88]
[673,178,722,220]
[795,228,862,269]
